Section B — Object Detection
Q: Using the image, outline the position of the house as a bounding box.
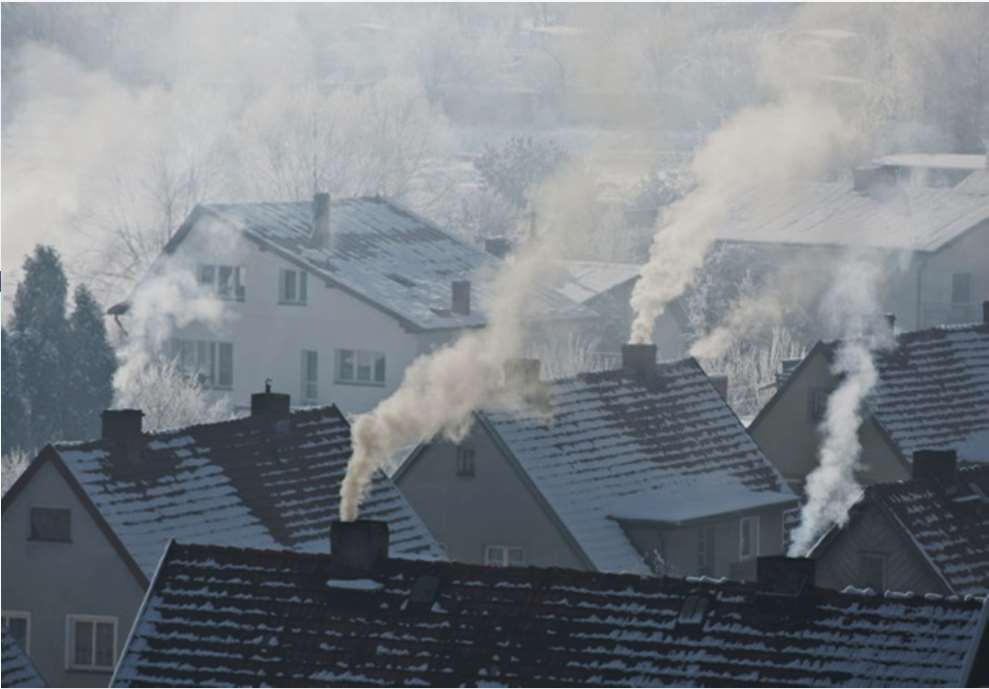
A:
[2,633,45,688]
[395,344,798,578]
[111,194,592,414]
[812,450,989,596]
[0,387,441,688]
[872,153,988,188]
[706,170,989,333]
[750,311,989,494]
[111,521,989,687]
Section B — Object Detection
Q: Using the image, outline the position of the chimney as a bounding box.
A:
[251,381,291,430]
[710,374,728,401]
[912,449,958,484]
[102,409,144,463]
[983,300,988,325]
[756,556,816,596]
[484,237,511,259]
[884,312,896,332]
[330,520,390,574]
[451,280,471,316]
[312,192,331,248]
[622,343,657,384]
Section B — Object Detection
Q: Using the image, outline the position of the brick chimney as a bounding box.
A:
[102,409,144,463]
[756,556,816,596]
[710,374,728,401]
[251,381,291,430]
[912,449,958,484]
[330,520,390,574]
[622,343,657,384]
[451,280,471,316]
[312,192,331,248]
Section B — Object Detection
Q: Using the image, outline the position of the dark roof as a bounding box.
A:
[752,322,989,466]
[1,633,44,688]
[816,465,989,596]
[46,406,442,577]
[479,359,795,574]
[162,198,590,331]
[113,541,989,688]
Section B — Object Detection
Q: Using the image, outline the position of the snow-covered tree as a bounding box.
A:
[64,285,117,440]
[1,328,28,452]
[113,357,231,432]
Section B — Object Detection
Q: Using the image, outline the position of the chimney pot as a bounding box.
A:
[756,556,816,596]
[101,409,144,463]
[622,344,658,384]
[710,374,728,401]
[330,520,390,574]
[251,385,291,430]
[912,449,958,484]
[451,280,471,316]
[312,192,331,248]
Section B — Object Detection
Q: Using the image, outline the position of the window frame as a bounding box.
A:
[2,610,32,654]
[29,506,72,543]
[335,349,386,387]
[301,349,319,402]
[484,545,524,567]
[279,269,308,305]
[739,515,760,561]
[456,447,476,477]
[198,264,245,301]
[168,338,234,390]
[65,614,117,672]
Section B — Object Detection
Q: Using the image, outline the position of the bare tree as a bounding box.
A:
[113,357,231,432]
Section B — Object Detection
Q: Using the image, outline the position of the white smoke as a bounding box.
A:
[787,256,894,555]
[339,239,556,521]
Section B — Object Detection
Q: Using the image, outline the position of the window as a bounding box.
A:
[697,525,716,576]
[301,350,318,402]
[858,552,887,591]
[335,349,386,386]
[279,269,308,305]
[168,339,234,389]
[2,611,31,654]
[484,545,524,567]
[951,273,972,305]
[739,516,760,561]
[30,507,71,542]
[198,264,245,301]
[456,447,475,477]
[808,387,829,422]
[66,615,116,671]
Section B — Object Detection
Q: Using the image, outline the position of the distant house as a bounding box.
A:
[395,344,798,578]
[111,521,989,687]
[1,388,441,688]
[750,314,989,494]
[872,152,988,188]
[812,451,989,597]
[706,171,989,333]
[111,195,592,414]
[1,633,45,688]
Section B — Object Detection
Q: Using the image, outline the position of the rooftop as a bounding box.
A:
[477,357,796,574]
[549,259,641,304]
[112,539,989,687]
[1,633,44,688]
[875,153,988,171]
[166,196,591,331]
[6,403,442,580]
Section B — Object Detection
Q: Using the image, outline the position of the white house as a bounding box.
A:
[111,194,592,413]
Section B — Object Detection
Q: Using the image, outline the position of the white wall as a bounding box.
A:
[170,222,436,414]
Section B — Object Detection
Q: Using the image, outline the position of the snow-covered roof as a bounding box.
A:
[480,359,796,574]
[113,540,989,687]
[171,197,591,331]
[1,633,44,688]
[51,405,443,578]
[711,181,989,252]
[859,322,989,464]
[875,153,987,172]
[815,464,989,596]
[549,260,641,304]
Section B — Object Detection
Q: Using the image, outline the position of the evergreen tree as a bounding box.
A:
[64,286,117,439]
[2,328,27,452]
[10,245,70,449]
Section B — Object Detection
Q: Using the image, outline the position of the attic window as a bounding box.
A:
[386,273,416,288]
[677,595,709,627]
[30,507,71,542]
